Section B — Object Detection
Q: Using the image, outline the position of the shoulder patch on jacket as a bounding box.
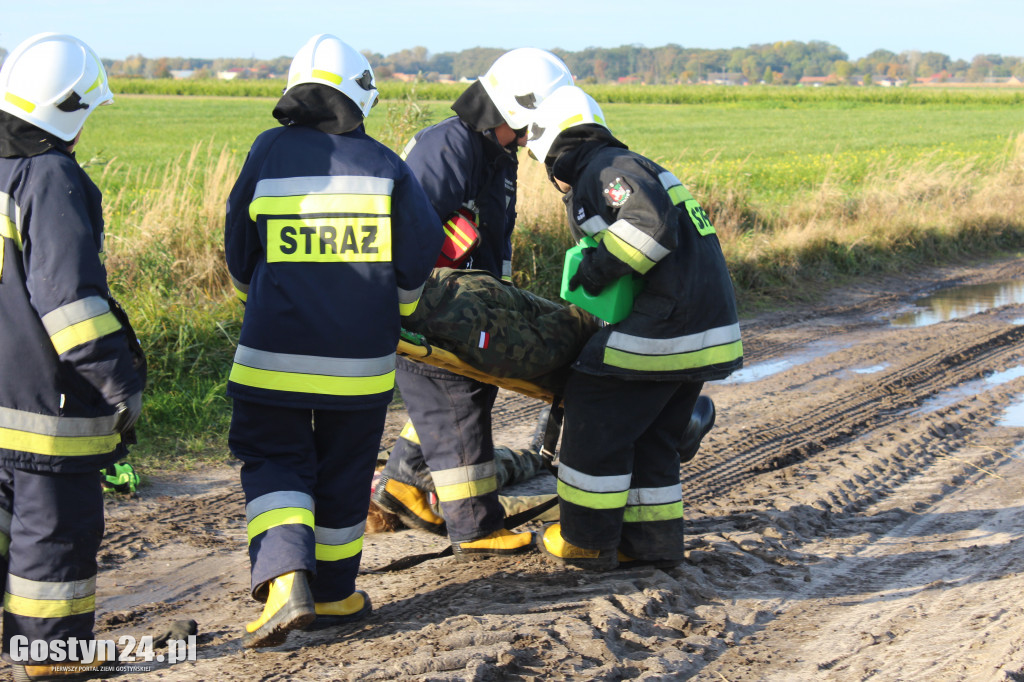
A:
[603,177,632,207]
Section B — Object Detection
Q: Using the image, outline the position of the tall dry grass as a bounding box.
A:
[104,127,1024,461]
[511,133,1024,306]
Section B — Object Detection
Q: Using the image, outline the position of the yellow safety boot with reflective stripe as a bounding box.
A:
[539,523,618,571]
[12,657,108,681]
[306,589,373,630]
[452,528,534,562]
[371,475,446,535]
[242,570,315,648]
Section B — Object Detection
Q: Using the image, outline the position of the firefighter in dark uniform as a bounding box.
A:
[372,49,574,559]
[0,34,145,679]
[225,34,443,647]
[526,86,743,570]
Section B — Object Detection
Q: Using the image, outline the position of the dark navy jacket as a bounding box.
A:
[225,124,443,410]
[401,116,517,281]
[565,145,744,382]
[0,149,142,472]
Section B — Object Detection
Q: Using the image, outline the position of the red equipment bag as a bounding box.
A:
[436,208,480,268]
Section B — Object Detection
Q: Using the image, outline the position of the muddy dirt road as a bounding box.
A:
[82,256,1024,681]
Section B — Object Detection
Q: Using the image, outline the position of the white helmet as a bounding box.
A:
[525,85,607,162]
[0,33,113,141]
[285,34,378,118]
[479,48,574,130]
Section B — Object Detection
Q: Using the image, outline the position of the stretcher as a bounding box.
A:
[396,328,565,460]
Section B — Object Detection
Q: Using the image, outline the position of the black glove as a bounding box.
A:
[113,392,143,434]
[568,248,608,296]
[152,619,198,648]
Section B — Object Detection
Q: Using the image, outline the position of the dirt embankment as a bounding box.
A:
[84,256,1024,681]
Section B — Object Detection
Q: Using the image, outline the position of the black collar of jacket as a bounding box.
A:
[546,124,628,188]
[451,80,506,133]
[0,110,74,158]
[273,83,366,135]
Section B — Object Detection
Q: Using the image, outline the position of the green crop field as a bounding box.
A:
[66,87,1024,465]
[79,90,1024,208]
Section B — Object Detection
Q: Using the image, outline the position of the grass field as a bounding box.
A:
[70,89,1024,464]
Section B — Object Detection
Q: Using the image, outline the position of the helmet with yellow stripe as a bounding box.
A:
[285,34,378,118]
[479,48,573,131]
[0,33,113,142]
[525,85,607,163]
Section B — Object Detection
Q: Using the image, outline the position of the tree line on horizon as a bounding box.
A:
[1,41,1021,84]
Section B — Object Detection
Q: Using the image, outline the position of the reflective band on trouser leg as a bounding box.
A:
[3,575,95,619]
[556,463,631,550]
[432,462,498,503]
[246,490,315,544]
[229,345,396,397]
[314,522,365,562]
[623,485,684,523]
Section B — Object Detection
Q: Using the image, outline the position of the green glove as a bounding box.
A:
[102,462,140,494]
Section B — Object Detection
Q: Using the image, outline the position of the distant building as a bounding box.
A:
[169,69,194,80]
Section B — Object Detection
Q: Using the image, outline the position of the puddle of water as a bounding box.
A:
[891,279,1024,327]
[999,395,1024,427]
[721,342,849,384]
[852,363,889,375]
[722,359,792,384]
[917,365,1024,415]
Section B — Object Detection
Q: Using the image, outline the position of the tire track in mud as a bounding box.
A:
[682,321,1024,504]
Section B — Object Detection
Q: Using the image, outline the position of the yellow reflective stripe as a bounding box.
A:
[604,339,744,372]
[4,593,95,618]
[623,500,684,523]
[247,507,315,543]
[667,184,694,205]
[0,216,19,247]
[4,92,35,113]
[84,71,103,95]
[443,220,473,250]
[249,193,390,219]
[49,311,122,356]
[312,68,343,85]
[231,275,249,303]
[229,364,394,396]
[315,536,363,562]
[603,231,656,275]
[399,299,419,316]
[399,420,419,444]
[557,479,628,510]
[435,476,497,502]
[0,426,120,457]
[559,113,584,131]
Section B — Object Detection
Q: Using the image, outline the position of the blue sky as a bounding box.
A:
[3,0,1021,62]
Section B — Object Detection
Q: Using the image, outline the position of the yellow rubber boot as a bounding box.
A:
[307,589,373,630]
[539,523,618,571]
[242,570,315,648]
[372,475,446,535]
[452,528,534,562]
